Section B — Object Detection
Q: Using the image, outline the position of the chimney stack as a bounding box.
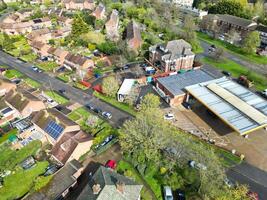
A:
[92,184,101,195]
[116,180,125,194]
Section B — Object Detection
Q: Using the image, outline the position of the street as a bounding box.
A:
[0,50,132,127]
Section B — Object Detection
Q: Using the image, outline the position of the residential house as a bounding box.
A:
[27,28,52,42]
[91,3,106,20]
[31,108,80,144]
[58,16,73,27]
[0,101,16,126]
[15,8,33,19]
[2,14,20,23]
[200,14,257,44]
[149,39,195,72]
[62,0,95,11]
[155,69,214,106]
[124,21,142,51]
[26,159,84,199]
[47,47,69,65]
[64,53,94,71]
[77,166,143,200]
[51,130,93,165]
[32,17,52,30]
[5,89,46,118]
[170,0,194,7]
[256,25,267,48]
[30,41,51,57]
[0,79,16,97]
[105,9,119,41]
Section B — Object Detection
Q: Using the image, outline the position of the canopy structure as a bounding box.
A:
[186,77,267,135]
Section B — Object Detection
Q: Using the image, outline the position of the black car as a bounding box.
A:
[58,89,66,94]
[86,104,94,110]
[177,190,186,200]
[222,70,231,77]
[93,108,102,114]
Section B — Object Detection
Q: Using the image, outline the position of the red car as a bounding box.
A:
[247,191,259,200]
[105,160,117,169]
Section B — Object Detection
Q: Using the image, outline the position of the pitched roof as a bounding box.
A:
[31,41,45,50]
[106,9,119,28]
[92,3,105,18]
[150,39,194,61]
[126,21,141,41]
[77,166,143,200]
[51,130,92,164]
[65,53,88,65]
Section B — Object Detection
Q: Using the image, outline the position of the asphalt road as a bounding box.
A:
[0,50,132,127]
[227,162,267,200]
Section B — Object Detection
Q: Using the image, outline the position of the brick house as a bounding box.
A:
[30,41,51,57]
[47,47,69,65]
[5,89,46,118]
[0,79,16,97]
[125,21,142,51]
[64,53,94,70]
[62,0,95,11]
[51,130,93,165]
[200,14,257,44]
[105,9,119,41]
[31,108,81,144]
[91,3,106,20]
[0,101,17,126]
[149,39,195,73]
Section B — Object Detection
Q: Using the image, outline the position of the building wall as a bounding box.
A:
[21,101,46,118]
[169,94,186,106]
[66,140,93,163]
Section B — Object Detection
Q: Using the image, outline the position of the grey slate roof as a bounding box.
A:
[157,69,214,96]
[257,25,267,33]
[149,39,194,61]
[77,166,143,200]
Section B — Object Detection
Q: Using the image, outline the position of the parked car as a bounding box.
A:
[164,113,175,120]
[102,111,112,119]
[260,89,267,99]
[31,66,42,73]
[182,102,191,110]
[222,70,231,77]
[177,190,186,200]
[122,64,129,70]
[209,44,216,52]
[0,170,11,178]
[93,108,102,114]
[224,178,234,188]
[85,104,94,110]
[105,160,117,169]
[163,186,173,200]
[188,160,207,170]
[58,89,66,94]
[95,135,115,150]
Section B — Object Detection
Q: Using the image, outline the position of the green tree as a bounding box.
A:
[102,76,119,97]
[182,15,200,51]
[140,93,160,110]
[71,16,90,38]
[97,41,120,55]
[242,31,260,54]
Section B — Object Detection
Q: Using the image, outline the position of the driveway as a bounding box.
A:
[0,50,132,127]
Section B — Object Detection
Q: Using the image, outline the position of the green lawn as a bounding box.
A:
[117,160,155,200]
[45,91,69,104]
[0,161,49,200]
[93,91,137,116]
[4,69,23,79]
[202,57,267,90]
[0,129,17,145]
[37,61,58,71]
[0,140,41,171]
[197,32,267,65]
[215,148,241,168]
[73,82,88,90]
[57,74,70,83]
[24,78,41,88]
[20,53,37,62]
[68,111,81,121]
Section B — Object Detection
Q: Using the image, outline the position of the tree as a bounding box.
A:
[140,93,160,110]
[81,12,96,26]
[71,16,90,38]
[97,41,120,55]
[242,31,260,54]
[102,76,119,97]
[212,47,224,60]
[228,29,241,44]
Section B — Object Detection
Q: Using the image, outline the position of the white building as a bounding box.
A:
[117,79,136,102]
[171,0,194,7]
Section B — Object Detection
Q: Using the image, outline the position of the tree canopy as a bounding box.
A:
[101,76,119,97]
[242,31,260,54]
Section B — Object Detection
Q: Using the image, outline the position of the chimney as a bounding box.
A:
[92,184,101,195]
[116,180,125,194]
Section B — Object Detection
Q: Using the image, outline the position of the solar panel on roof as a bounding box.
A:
[44,121,64,140]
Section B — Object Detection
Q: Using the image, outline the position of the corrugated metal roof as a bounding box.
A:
[186,77,267,134]
[117,79,135,95]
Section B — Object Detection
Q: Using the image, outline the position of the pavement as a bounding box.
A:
[0,50,132,127]
[198,40,267,76]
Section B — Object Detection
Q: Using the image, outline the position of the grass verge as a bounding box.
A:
[93,91,137,116]
[45,91,69,104]
[4,69,23,79]
[24,78,41,88]
[202,57,267,90]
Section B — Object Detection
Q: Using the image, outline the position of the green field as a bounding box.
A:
[4,69,23,79]
[202,57,267,90]
[24,78,41,88]
[93,91,137,116]
[45,91,69,104]
[198,32,267,65]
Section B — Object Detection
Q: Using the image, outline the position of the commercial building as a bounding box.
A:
[155,69,214,106]
[149,39,195,73]
[185,77,267,135]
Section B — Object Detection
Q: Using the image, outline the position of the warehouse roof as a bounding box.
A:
[186,77,267,135]
[157,70,214,96]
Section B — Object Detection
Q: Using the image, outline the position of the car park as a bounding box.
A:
[164,113,175,120]
[102,111,112,119]
[163,186,173,200]
[105,160,117,169]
